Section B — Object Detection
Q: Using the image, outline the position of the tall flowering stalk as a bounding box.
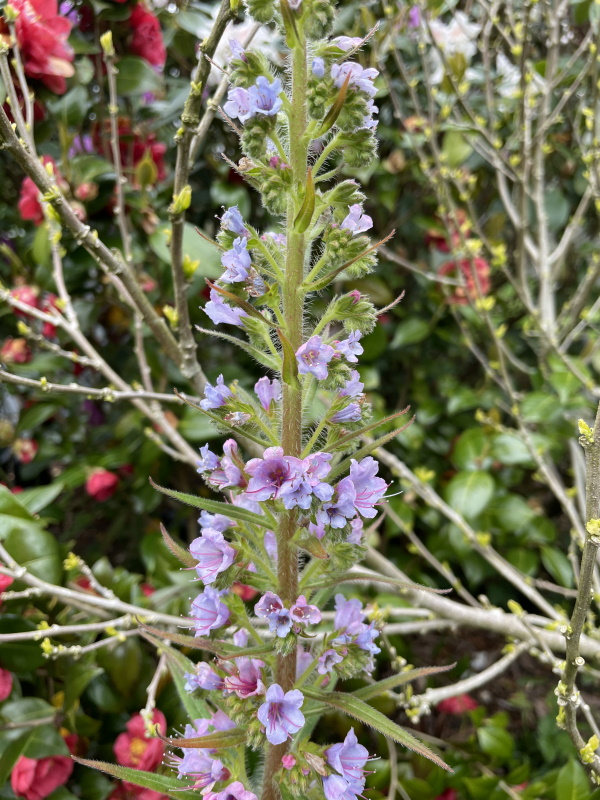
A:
[77,0,452,797]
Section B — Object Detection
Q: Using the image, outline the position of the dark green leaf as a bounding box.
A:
[115,57,163,97]
[4,526,62,584]
[555,760,591,800]
[444,471,494,519]
[72,759,201,800]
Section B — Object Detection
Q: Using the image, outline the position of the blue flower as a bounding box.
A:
[204,289,248,327]
[248,76,283,116]
[341,204,373,234]
[221,205,249,237]
[223,86,255,122]
[200,375,232,410]
[221,237,252,283]
[312,57,325,78]
[257,684,305,745]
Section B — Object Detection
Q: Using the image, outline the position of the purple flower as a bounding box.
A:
[331,62,379,98]
[257,684,305,745]
[318,649,344,675]
[347,517,364,544]
[229,39,248,62]
[348,456,388,518]
[68,133,94,158]
[199,510,233,531]
[264,530,278,561]
[176,748,228,791]
[206,782,258,800]
[221,237,252,283]
[336,331,363,363]
[334,594,366,636]
[262,231,286,246]
[255,591,285,618]
[224,658,265,698]
[296,645,313,678]
[255,376,282,411]
[296,335,336,380]
[341,204,373,234]
[246,447,301,502]
[223,86,255,122]
[322,774,363,800]
[309,519,327,539]
[190,528,236,584]
[339,370,364,399]
[184,662,224,692]
[355,621,381,655]
[205,289,248,327]
[312,57,325,78]
[278,452,334,510]
[332,36,363,51]
[233,629,248,647]
[326,728,369,786]
[191,587,230,636]
[363,98,379,130]
[248,76,283,116]
[290,595,322,625]
[288,0,301,8]
[318,479,358,528]
[198,444,221,472]
[221,205,249,237]
[408,6,421,28]
[201,375,232,410]
[208,439,245,489]
[254,592,292,637]
[331,403,362,423]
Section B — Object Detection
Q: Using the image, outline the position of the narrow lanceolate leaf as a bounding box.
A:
[353,664,457,702]
[195,327,280,372]
[306,230,396,292]
[72,759,200,800]
[294,168,315,234]
[318,73,351,136]
[278,328,299,388]
[139,623,235,657]
[305,572,451,594]
[217,642,273,661]
[149,478,271,529]
[174,392,271,448]
[205,280,277,329]
[161,645,212,720]
[160,523,197,568]
[161,727,246,750]
[302,689,453,772]
[327,419,415,482]
[323,407,411,455]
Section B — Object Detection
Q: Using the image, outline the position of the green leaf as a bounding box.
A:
[4,526,62,585]
[160,523,196,568]
[115,56,162,97]
[0,616,45,671]
[302,689,452,772]
[16,482,64,514]
[442,130,473,167]
[195,327,280,372]
[541,546,574,588]
[163,727,246,749]
[555,760,591,800]
[491,433,533,466]
[139,624,235,657]
[149,222,221,277]
[477,726,515,762]
[327,420,414,482]
[294,168,315,233]
[0,728,38,787]
[444,471,494,519]
[72,759,201,800]
[278,329,299,389]
[390,319,429,348]
[353,664,456,701]
[149,479,272,529]
[451,429,490,471]
[520,392,562,423]
[47,86,90,126]
[323,407,412,456]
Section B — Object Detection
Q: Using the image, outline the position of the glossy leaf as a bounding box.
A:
[555,760,591,800]
[444,471,494,519]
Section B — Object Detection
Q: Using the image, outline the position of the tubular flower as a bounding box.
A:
[257,684,305,745]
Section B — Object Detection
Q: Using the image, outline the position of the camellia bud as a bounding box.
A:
[135,151,158,190]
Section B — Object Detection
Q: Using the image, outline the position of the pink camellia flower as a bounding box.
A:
[438,257,491,305]
[85,468,120,502]
[114,709,166,775]
[437,693,479,714]
[0,667,13,701]
[129,4,166,70]
[435,790,458,800]
[1,337,32,364]
[0,565,15,608]
[0,0,74,94]
[11,734,77,800]
[12,438,38,464]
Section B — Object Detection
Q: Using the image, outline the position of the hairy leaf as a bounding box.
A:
[161,727,246,749]
[353,664,456,701]
[327,420,414,482]
[305,571,451,594]
[72,759,200,800]
[160,523,197,568]
[195,327,280,372]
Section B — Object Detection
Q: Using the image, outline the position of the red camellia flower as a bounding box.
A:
[11,734,77,800]
[0,0,74,94]
[0,668,13,701]
[85,468,120,502]
[18,156,66,224]
[425,209,470,253]
[114,710,167,776]
[435,790,458,800]
[0,565,14,594]
[437,693,479,714]
[12,438,38,464]
[438,257,491,305]
[232,582,259,602]
[9,285,40,316]
[1,337,32,364]
[41,293,60,338]
[129,4,166,70]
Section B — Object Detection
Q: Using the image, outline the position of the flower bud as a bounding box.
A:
[4,4,19,22]
[307,77,333,120]
[261,172,291,215]
[135,151,159,190]
[241,117,276,159]
[337,129,377,167]
[182,254,200,279]
[230,51,273,88]
[244,0,276,23]
[100,31,114,57]
[336,92,369,132]
[162,305,179,328]
[326,179,365,209]
[331,292,377,334]
[304,0,335,37]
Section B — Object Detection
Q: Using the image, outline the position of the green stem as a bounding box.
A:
[261,28,308,800]
[312,132,342,175]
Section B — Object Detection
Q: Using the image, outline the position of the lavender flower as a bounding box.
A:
[233,629,248,647]
[224,658,265,698]
[228,39,248,62]
[221,205,249,237]
[341,204,373,234]
[333,594,366,636]
[317,479,358,528]
[176,749,229,791]
[223,86,255,122]
[296,335,336,380]
[408,6,421,27]
[262,231,286,246]
[201,375,232,410]
[355,621,381,655]
[312,57,325,78]
[331,404,362,423]
[347,517,364,544]
[205,782,258,800]
[257,684,305,745]
[191,587,230,635]
[204,290,248,327]
[347,456,388,518]
[336,331,363,363]
[248,76,283,116]
[208,439,244,489]
[255,591,285,618]
[290,595,322,625]
[246,447,300,502]
[198,444,221,472]
[322,773,362,800]
[255,376,282,411]
[331,62,379,98]
[318,649,344,675]
[339,370,364,398]
[326,728,369,786]
[190,528,236,584]
[264,530,278,561]
[332,36,363,51]
[184,662,224,692]
[221,237,252,284]
[198,510,233,531]
[254,592,292,637]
